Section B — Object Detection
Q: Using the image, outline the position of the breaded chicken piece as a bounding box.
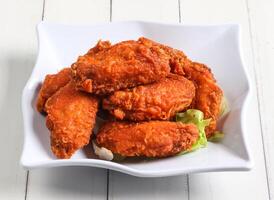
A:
[103,74,195,121]
[183,62,223,138]
[96,121,199,157]
[86,40,111,56]
[36,68,71,113]
[45,81,98,159]
[139,38,223,137]
[138,37,192,75]
[71,39,170,95]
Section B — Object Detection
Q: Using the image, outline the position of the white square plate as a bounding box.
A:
[21,21,252,177]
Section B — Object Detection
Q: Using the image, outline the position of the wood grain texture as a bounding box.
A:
[247,0,274,198]
[109,1,188,199]
[26,0,110,199]
[180,0,270,199]
[0,0,43,199]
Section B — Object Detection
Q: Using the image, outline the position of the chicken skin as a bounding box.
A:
[45,81,98,159]
[103,74,195,121]
[86,40,111,56]
[35,37,225,160]
[71,39,170,95]
[138,37,192,75]
[139,38,223,137]
[183,62,223,138]
[36,68,72,113]
[96,121,199,158]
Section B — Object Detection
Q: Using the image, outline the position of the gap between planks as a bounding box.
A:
[110,0,112,22]
[178,0,181,23]
[42,0,45,20]
[24,171,29,200]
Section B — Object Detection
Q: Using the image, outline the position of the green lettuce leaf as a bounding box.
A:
[176,109,210,155]
[208,131,224,142]
[219,96,229,118]
[205,96,228,143]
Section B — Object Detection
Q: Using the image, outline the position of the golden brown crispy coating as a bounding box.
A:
[138,37,192,75]
[183,62,223,138]
[36,68,72,113]
[96,121,199,157]
[86,40,111,56]
[45,81,98,159]
[71,39,170,95]
[139,38,223,137]
[103,74,195,121]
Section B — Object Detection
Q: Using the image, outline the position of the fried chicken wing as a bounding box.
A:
[71,39,170,95]
[138,37,192,75]
[45,81,98,159]
[183,62,223,137]
[96,121,199,157]
[139,38,223,137]
[86,40,112,56]
[103,74,195,121]
[36,68,72,113]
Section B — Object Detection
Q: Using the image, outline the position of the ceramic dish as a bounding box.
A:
[21,21,252,177]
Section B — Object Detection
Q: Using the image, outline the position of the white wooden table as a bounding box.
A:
[0,0,273,199]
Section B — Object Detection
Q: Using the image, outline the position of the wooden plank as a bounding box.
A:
[180,0,270,199]
[27,168,108,200]
[0,0,43,199]
[247,0,274,199]
[44,0,110,24]
[109,1,188,200]
[108,172,188,200]
[26,0,110,200]
[112,0,179,22]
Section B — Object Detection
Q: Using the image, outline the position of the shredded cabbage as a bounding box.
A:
[176,109,210,154]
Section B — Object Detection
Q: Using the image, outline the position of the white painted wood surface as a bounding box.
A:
[27,168,108,200]
[247,0,274,199]
[180,0,270,199]
[0,0,273,199]
[108,172,188,200]
[0,0,43,199]
[44,0,110,24]
[112,0,179,22]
